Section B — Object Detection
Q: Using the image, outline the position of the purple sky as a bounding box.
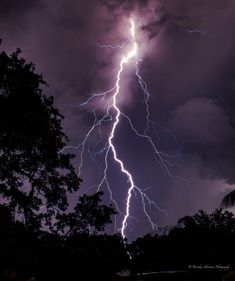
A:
[1,0,235,240]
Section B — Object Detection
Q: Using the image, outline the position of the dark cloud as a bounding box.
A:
[168,97,235,184]
[0,0,43,45]
[148,0,235,185]
[0,0,42,16]
[169,97,234,144]
[99,0,149,13]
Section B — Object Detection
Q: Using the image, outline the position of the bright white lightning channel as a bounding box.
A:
[108,19,138,238]
[64,18,185,240]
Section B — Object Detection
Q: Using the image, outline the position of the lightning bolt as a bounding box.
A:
[64,17,188,240]
[96,41,126,49]
[107,19,138,239]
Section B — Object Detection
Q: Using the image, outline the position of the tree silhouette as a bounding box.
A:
[129,209,235,275]
[178,208,235,233]
[56,191,117,236]
[0,48,81,229]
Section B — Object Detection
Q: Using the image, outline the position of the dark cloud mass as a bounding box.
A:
[100,0,149,13]
[1,0,235,239]
[0,0,42,16]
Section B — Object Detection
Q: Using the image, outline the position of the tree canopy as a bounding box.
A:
[129,209,235,274]
[0,48,82,229]
[56,191,117,236]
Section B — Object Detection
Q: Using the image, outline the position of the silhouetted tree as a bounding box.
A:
[178,208,235,233]
[0,48,81,230]
[129,209,235,274]
[56,191,117,236]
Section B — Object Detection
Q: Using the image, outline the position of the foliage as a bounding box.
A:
[0,48,123,280]
[0,49,82,229]
[129,209,235,273]
[56,191,117,236]
[0,48,116,236]
[0,204,128,281]
[178,208,235,233]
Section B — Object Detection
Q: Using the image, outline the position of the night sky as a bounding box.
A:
[1,0,235,240]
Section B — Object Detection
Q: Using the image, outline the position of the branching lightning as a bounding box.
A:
[64,17,186,240]
[96,41,126,49]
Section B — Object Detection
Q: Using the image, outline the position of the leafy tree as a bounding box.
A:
[0,48,81,229]
[129,209,235,274]
[56,191,117,236]
[178,208,235,233]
